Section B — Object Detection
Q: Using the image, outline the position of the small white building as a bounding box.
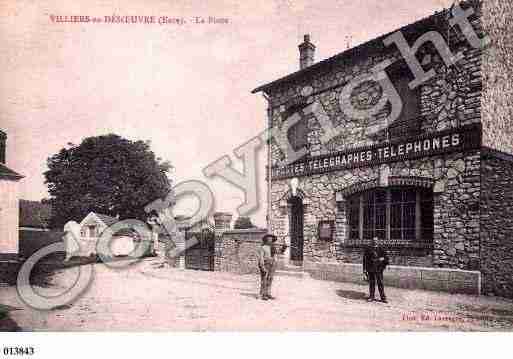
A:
[65,212,137,258]
[79,212,119,240]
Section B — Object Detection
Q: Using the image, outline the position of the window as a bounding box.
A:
[287,118,308,153]
[346,186,434,246]
[390,71,420,123]
[284,104,309,155]
[89,225,97,237]
[385,61,422,139]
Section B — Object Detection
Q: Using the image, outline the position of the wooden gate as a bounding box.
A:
[185,229,215,271]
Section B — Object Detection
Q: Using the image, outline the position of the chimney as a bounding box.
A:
[298,34,315,70]
[0,130,6,164]
[213,212,233,236]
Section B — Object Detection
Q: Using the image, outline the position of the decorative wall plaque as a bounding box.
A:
[318,220,335,241]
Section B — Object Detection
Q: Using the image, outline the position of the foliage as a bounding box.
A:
[44,134,172,228]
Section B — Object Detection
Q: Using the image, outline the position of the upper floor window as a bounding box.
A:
[288,117,308,152]
[88,225,97,237]
[284,104,309,159]
[386,61,422,138]
[346,186,434,246]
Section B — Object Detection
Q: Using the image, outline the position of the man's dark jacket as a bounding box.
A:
[363,246,389,273]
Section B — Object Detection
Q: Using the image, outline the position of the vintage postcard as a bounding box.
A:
[1,0,512,354]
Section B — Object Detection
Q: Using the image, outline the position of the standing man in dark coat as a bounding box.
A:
[363,237,389,303]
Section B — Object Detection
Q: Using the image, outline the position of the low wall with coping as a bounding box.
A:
[304,261,481,295]
[215,228,267,274]
[0,260,21,286]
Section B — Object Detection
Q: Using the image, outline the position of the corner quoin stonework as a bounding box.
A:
[480,148,513,298]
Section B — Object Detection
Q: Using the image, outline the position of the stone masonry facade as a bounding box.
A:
[251,0,513,297]
[270,150,481,270]
[265,1,484,267]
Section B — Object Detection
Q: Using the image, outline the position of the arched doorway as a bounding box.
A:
[289,196,304,264]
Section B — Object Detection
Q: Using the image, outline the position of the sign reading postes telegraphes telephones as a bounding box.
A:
[318,220,335,241]
[271,124,482,180]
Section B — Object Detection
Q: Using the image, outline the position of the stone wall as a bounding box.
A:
[304,261,481,295]
[480,148,513,298]
[19,230,64,258]
[481,0,513,154]
[0,260,20,286]
[215,228,267,274]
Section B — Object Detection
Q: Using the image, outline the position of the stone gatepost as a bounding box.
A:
[213,212,233,236]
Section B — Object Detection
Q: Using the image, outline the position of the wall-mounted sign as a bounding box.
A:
[271,124,481,180]
[318,220,335,241]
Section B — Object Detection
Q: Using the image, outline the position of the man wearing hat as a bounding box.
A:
[258,234,273,300]
[363,237,389,303]
[267,234,282,300]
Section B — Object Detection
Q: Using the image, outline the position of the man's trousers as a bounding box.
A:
[259,266,269,297]
[368,271,386,300]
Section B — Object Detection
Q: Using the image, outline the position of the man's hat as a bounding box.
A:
[262,234,278,242]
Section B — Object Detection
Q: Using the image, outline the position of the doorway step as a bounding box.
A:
[275,263,308,279]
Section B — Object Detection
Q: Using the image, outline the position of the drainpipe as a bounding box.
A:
[262,92,272,233]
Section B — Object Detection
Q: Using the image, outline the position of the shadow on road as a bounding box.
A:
[0,305,22,332]
[240,292,259,299]
[0,315,22,332]
[336,289,367,301]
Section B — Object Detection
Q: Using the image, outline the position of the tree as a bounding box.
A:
[44,134,172,228]
[233,216,256,229]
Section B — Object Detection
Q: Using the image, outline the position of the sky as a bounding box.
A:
[0,0,454,226]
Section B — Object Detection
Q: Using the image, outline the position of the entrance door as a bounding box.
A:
[289,196,304,263]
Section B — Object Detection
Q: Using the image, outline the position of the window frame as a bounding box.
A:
[284,104,309,158]
[345,186,434,247]
[385,60,422,139]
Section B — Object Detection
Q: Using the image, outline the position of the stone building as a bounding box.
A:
[252,0,513,297]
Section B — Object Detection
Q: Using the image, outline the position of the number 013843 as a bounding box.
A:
[2,347,35,356]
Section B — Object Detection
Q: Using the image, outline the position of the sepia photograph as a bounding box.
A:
[1,0,512,356]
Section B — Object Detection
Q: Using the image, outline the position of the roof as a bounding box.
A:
[93,213,119,227]
[0,163,23,180]
[19,199,52,229]
[113,227,138,237]
[251,1,475,95]
[482,146,513,163]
